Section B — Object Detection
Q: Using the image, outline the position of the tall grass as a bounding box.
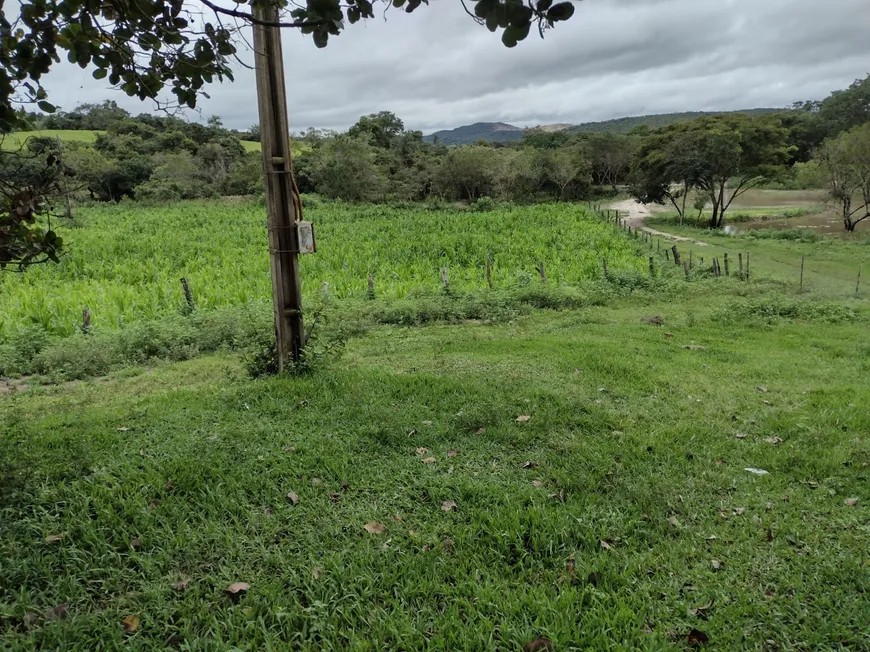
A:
[0,200,646,339]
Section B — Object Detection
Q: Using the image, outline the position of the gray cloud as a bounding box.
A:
[43,0,870,133]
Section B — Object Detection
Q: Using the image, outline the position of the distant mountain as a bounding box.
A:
[425,109,781,145]
[425,122,524,145]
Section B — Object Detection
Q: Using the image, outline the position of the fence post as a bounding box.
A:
[180,277,194,312]
[800,256,805,289]
[857,265,863,296]
[486,253,493,289]
[649,256,655,277]
[683,261,690,279]
[602,257,608,279]
[713,258,720,278]
[738,253,744,279]
[537,260,547,283]
[82,308,91,335]
[724,252,729,276]
[688,250,692,269]
[367,273,375,300]
[657,239,661,253]
[440,267,449,291]
[671,245,681,265]
[321,281,329,298]
[746,253,750,280]
[665,248,670,261]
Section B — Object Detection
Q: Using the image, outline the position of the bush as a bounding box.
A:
[717,296,860,324]
[745,229,821,243]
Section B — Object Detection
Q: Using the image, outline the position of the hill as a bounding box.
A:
[566,108,779,134]
[425,109,781,144]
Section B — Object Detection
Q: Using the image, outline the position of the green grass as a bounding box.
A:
[1,129,264,152]
[0,200,647,339]
[641,220,869,298]
[650,206,824,226]
[1,130,104,149]
[2,291,869,649]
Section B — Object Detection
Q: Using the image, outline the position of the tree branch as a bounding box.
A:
[199,0,329,28]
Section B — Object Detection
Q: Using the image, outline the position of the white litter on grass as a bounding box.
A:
[744,467,770,476]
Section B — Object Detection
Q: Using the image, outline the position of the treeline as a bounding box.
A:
[8,75,870,215]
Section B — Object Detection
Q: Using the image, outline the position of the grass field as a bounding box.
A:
[2,291,868,649]
[643,219,869,298]
[0,200,646,339]
[2,193,869,648]
[1,130,262,152]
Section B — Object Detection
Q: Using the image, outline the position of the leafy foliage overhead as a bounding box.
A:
[0,0,578,134]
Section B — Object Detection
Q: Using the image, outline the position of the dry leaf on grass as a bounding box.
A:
[421,457,436,464]
[689,601,713,617]
[522,461,535,469]
[282,445,296,452]
[226,582,250,595]
[421,420,433,426]
[121,615,140,634]
[287,492,299,506]
[441,500,458,512]
[756,386,768,393]
[711,559,722,571]
[669,516,680,527]
[524,638,554,652]
[172,579,190,592]
[415,447,429,455]
[447,449,459,458]
[329,493,342,503]
[664,332,674,338]
[130,538,142,550]
[587,571,600,587]
[686,628,709,647]
[310,478,322,486]
[734,432,747,439]
[683,345,706,351]
[744,467,769,476]
[45,603,68,620]
[532,480,544,487]
[516,415,531,423]
[116,427,132,432]
[599,539,614,551]
[764,436,783,445]
[475,428,486,435]
[44,533,65,543]
[363,522,385,535]
[844,497,859,507]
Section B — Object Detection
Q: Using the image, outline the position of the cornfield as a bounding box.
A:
[0,199,644,338]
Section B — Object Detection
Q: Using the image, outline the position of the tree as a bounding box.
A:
[436,145,497,201]
[815,124,870,232]
[1,0,578,270]
[631,130,704,225]
[818,75,870,137]
[581,132,635,192]
[308,135,387,202]
[348,111,405,150]
[547,146,591,200]
[631,115,790,228]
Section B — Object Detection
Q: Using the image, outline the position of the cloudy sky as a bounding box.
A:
[43,0,870,134]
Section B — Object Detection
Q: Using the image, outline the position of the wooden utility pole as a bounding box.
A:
[253,4,304,370]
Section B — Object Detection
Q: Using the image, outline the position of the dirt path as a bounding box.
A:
[610,199,711,247]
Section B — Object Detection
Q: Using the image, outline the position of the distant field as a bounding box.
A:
[1,130,102,149]
[1,130,263,152]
